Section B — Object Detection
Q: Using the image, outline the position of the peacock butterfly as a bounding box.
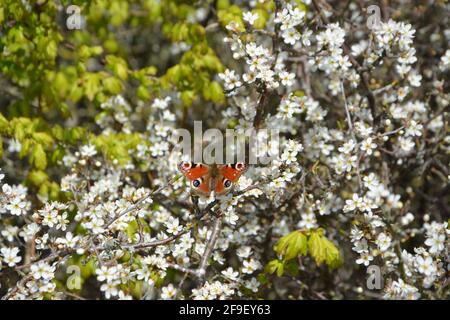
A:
[178,162,248,197]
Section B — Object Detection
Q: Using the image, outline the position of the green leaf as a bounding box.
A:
[30,143,47,170]
[51,125,64,141]
[137,85,150,101]
[217,6,245,32]
[285,260,300,277]
[103,77,123,94]
[0,113,9,134]
[106,55,129,80]
[45,39,57,60]
[265,259,284,277]
[205,81,225,104]
[50,146,65,164]
[308,229,342,268]
[19,138,32,158]
[308,230,326,265]
[216,0,230,10]
[13,122,26,141]
[83,73,102,101]
[38,183,49,198]
[257,273,269,285]
[252,9,269,29]
[322,237,342,269]
[32,132,54,148]
[180,90,195,107]
[275,230,307,261]
[28,170,49,185]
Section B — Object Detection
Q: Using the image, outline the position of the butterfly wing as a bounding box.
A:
[215,162,248,196]
[178,162,209,180]
[178,162,211,196]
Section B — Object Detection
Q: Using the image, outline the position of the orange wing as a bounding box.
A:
[215,163,248,196]
[178,162,211,196]
[178,162,209,181]
[218,163,248,182]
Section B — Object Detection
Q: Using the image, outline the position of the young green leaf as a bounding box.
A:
[30,143,47,170]
[275,230,307,261]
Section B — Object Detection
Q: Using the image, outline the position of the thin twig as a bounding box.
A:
[340,80,356,141]
[197,215,223,281]
[120,229,189,251]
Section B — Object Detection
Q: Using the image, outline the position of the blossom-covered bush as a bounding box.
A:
[0,0,449,300]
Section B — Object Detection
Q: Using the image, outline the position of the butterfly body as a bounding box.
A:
[178,162,248,197]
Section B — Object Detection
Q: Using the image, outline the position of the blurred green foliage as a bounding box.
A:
[0,0,230,199]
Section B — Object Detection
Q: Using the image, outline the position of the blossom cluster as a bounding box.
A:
[0,0,449,300]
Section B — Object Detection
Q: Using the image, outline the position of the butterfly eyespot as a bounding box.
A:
[192,179,201,188]
[181,162,191,170]
[236,162,245,170]
[223,179,232,189]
